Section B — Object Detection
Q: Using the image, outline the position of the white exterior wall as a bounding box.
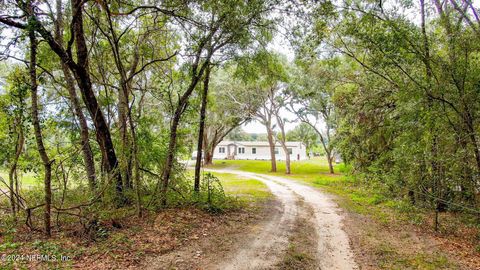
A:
[212,141,307,161]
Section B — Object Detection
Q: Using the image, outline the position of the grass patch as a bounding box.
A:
[276,200,317,270]
[208,157,339,176]
[0,170,41,188]
[207,172,272,202]
[375,244,456,270]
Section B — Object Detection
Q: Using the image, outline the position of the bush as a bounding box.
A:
[198,172,227,213]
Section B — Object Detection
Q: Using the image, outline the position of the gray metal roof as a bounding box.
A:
[217,141,304,147]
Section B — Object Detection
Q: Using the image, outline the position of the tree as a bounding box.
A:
[273,86,292,174]
[288,60,338,173]
[236,51,288,172]
[201,66,260,165]
[1,0,127,204]
[305,0,480,224]
[87,3,178,190]
[28,17,53,236]
[160,0,276,204]
[194,64,211,192]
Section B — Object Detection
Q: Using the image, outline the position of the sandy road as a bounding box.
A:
[207,169,358,270]
[211,172,298,270]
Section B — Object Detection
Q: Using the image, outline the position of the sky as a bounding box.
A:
[243,107,300,134]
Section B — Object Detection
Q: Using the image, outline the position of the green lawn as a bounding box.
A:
[208,157,344,174]
[208,157,348,188]
[187,169,272,203]
[0,170,41,188]
[212,172,272,201]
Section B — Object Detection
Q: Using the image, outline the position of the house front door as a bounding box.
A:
[227,144,237,159]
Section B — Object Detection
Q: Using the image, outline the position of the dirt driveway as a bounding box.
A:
[209,169,358,270]
[145,169,358,270]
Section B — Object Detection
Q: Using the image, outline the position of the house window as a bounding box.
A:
[287,148,293,154]
[274,148,279,154]
[219,147,225,153]
[252,148,256,154]
[238,147,245,154]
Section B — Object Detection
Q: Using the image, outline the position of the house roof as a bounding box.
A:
[217,141,304,147]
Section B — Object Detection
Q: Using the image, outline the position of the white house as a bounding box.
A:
[212,141,307,161]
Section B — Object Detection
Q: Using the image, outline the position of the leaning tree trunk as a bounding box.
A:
[8,0,123,204]
[161,110,182,205]
[267,128,277,172]
[194,64,211,192]
[281,144,291,174]
[326,150,334,174]
[70,0,123,202]
[62,65,97,191]
[54,0,96,192]
[29,28,52,237]
[204,150,214,166]
[303,121,335,174]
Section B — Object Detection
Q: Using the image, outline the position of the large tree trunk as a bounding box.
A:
[127,102,142,217]
[204,149,214,165]
[281,144,291,174]
[202,132,214,165]
[326,151,334,174]
[54,0,96,192]
[305,121,335,174]
[29,28,52,236]
[266,127,277,172]
[161,110,182,205]
[194,64,211,192]
[118,85,133,189]
[70,0,123,202]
